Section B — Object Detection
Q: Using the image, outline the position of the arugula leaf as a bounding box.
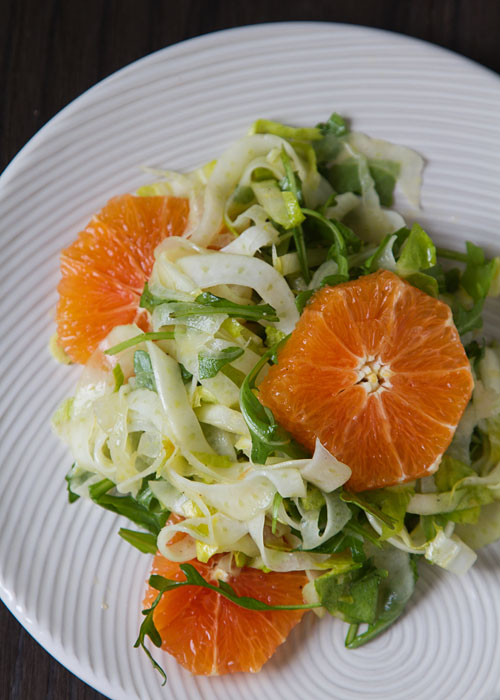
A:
[451,299,484,336]
[465,339,485,370]
[295,289,316,314]
[140,282,167,313]
[317,113,349,138]
[396,223,436,275]
[88,479,169,535]
[179,363,193,383]
[300,528,365,562]
[251,118,322,142]
[345,550,418,648]
[198,346,244,380]
[134,350,157,391]
[434,455,476,493]
[239,341,310,462]
[168,292,279,323]
[315,560,384,624]
[135,562,320,683]
[142,285,280,323]
[154,563,319,611]
[443,270,461,297]
[134,588,168,685]
[64,463,81,503]
[326,158,400,207]
[461,241,497,302]
[118,528,158,554]
[341,490,398,530]
[314,113,349,163]
[351,486,414,540]
[368,159,400,207]
[404,271,439,298]
[302,208,349,275]
[280,150,310,283]
[105,331,175,355]
[113,363,124,391]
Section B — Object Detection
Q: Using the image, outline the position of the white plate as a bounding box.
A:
[1,22,500,700]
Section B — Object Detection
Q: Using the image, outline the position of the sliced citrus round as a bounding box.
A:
[144,555,309,675]
[56,194,189,364]
[259,269,474,492]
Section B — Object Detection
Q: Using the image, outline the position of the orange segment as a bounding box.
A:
[259,270,473,492]
[144,555,308,675]
[56,194,189,363]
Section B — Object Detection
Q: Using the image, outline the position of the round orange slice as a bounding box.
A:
[259,269,474,492]
[144,554,309,675]
[56,194,189,364]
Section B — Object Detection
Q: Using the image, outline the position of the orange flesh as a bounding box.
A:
[259,270,473,491]
[144,555,308,675]
[56,194,189,363]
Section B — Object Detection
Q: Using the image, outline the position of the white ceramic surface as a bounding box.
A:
[1,22,500,700]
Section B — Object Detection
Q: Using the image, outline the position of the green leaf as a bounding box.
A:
[134,350,157,391]
[64,463,81,503]
[169,291,279,323]
[134,589,168,685]
[465,339,485,371]
[461,241,497,302]
[302,208,349,275]
[396,222,436,275]
[327,161,360,196]
[140,282,166,313]
[341,490,398,530]
[300,528,366,562]
[232,184,255,205]
[113,363,125,391]
[444,267,461,293]
[345,550,418,648]
[154,563,319,611]
[315,561,384,624]
[295,289,316,314]
[327,158,400,207]
[88,479,169,535]
[239,341,310,462]
[179,363,194,383]
[280,150,309,283]
[354,486,414,540]
[434,455,475,492]
[317,113,349,138]
[198,346,244,380]
[313,113,348,163]
[404,271,439,298]
[251,118,322,142]
[367,159,400,207]
[451,299,484,336]
[105,331,175,355]
[118,528,158,554]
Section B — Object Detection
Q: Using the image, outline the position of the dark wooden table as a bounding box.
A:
[1,1,499,698]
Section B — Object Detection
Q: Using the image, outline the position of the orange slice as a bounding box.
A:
[144,555,308,675]
[259,270,473,492]
[56,194,189,363]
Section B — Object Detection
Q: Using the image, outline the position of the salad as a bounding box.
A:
[52,113,500,681]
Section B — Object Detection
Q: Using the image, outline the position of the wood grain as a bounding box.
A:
[1,0,499,697]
